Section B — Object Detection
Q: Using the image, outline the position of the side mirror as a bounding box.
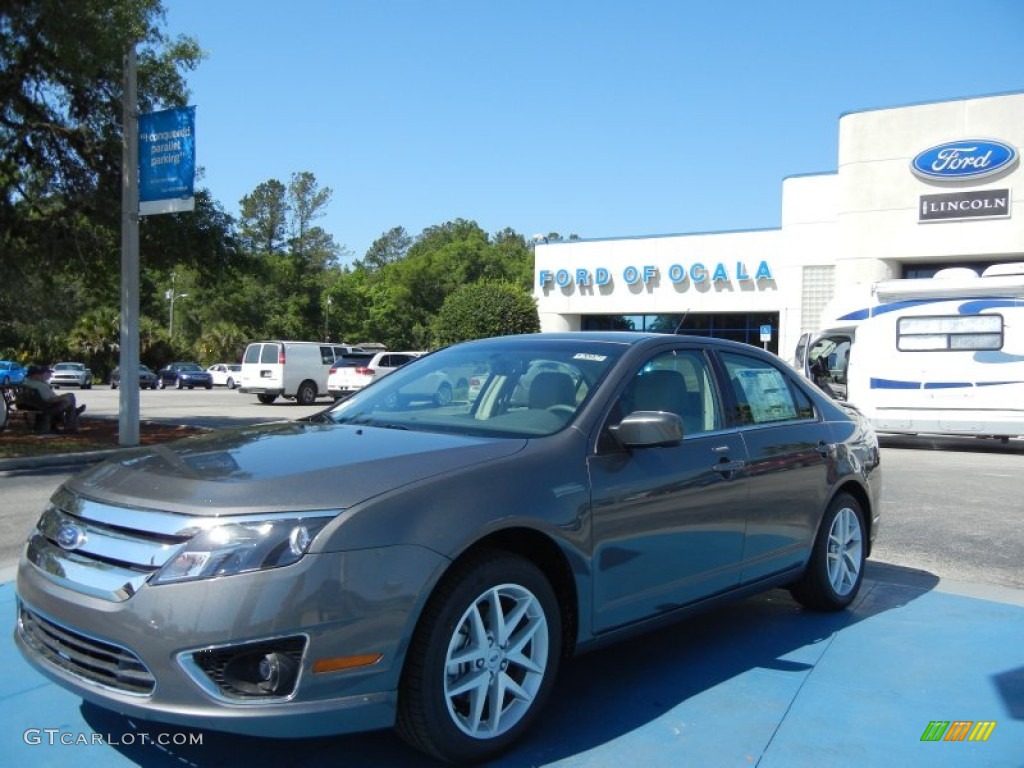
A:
[609,410,684,447]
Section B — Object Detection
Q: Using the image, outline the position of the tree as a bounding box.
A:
[431,282,539,347]
[0,1,202,223]
[288,171,336,268]
[359,226,411,271]
[238,180,289,254]
[0,0,204,357]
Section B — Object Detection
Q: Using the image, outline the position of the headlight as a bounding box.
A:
[151,516,333,585]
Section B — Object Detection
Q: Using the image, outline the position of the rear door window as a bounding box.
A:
[720,351,815,426]
[259,344,280,364]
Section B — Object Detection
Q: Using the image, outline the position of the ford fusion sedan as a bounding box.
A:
[156,362,214,389]
[15,333,881,765]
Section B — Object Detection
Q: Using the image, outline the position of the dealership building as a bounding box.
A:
[533,90,1024,358]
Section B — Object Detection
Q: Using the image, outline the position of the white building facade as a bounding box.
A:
[533,91,1024,358]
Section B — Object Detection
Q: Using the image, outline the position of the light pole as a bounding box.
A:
[324,296,332,342]
[165,273,188,338]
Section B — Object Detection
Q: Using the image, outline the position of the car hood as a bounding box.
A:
[67,421,526,516]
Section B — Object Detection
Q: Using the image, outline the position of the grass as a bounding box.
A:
[0,416,207,459]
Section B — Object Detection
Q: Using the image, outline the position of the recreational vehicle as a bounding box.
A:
[797,264,1024,440]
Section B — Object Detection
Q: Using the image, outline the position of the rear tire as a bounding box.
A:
[257,394,277,404]
[434,382,453,407]
[790,493,866,611]
[397,551,561,764]
[296,380,317,405]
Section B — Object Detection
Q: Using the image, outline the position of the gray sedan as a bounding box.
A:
[15,333,881,764]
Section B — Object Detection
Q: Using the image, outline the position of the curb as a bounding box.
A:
[0,447,131,472]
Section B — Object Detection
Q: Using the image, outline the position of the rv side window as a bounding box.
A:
[897,315,1003,351]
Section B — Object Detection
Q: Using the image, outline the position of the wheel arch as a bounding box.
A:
[402,527,579,674]
[829,480,873,556]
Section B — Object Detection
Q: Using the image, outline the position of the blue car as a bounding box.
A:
[155,362,214,389]
[0,360,27,386]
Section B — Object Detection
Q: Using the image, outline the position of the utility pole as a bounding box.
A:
[324,296,332,341]
[166,272,187,337]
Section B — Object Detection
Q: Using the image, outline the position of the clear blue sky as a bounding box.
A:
[163,0,1024,263]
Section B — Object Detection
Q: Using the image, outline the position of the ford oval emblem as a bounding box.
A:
[911,139,1018,181]
[56,524,86,551]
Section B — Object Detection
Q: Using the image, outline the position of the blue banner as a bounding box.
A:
[138,106,196,215]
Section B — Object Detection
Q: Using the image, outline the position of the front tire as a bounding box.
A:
[790,493,866,611]
[397,551,561,764]
[257,393,277,404]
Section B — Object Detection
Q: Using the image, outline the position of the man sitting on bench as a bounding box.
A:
[21,364,87,433]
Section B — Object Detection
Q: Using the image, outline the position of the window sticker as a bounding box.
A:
[573,353,607,362]
[733,368,797,423]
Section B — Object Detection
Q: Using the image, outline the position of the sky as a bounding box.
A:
[162,0,1024,263]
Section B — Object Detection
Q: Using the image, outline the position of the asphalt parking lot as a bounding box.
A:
[0,390,1021,766]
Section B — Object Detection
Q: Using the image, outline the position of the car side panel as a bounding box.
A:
[588,432,750,633]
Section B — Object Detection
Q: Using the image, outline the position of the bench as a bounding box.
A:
[0,385,55,433]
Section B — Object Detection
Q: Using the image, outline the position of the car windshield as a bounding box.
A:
[324,337,626,438]
[177,364,203,372]
[54,363,80,370]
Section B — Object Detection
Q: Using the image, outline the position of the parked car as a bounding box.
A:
[326,351,423,400]
[0,360,27,386]
[14,333,880,765]
[207,363,243,389]
[49,361,93,389]
[110,364,158,390]
[156,362,213,389]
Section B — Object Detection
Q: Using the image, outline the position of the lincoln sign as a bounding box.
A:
[919,189,1010,223]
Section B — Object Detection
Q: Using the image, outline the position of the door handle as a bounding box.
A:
[712,459,746,475]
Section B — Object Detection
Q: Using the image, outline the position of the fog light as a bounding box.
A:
[257,652,298,694]
[189,636,306,699]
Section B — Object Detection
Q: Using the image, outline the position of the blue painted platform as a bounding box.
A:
[1,563,1021,767]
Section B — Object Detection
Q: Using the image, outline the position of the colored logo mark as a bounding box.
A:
[920,720,996,742]
[911,139,1017,181]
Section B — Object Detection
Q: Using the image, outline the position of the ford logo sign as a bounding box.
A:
[56,524,86,551]
[911,139,1018,181]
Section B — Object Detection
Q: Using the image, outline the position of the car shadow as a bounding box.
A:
[80,562,939,767]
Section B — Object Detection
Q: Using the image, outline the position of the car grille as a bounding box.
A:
[18,604,155,695]
[25,489,193,602]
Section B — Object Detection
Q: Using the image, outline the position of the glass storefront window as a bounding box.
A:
[582,312,779,353]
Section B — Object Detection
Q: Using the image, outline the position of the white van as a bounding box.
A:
[239,341,366,404]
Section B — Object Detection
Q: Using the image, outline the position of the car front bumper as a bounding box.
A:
[15,544,447,738]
